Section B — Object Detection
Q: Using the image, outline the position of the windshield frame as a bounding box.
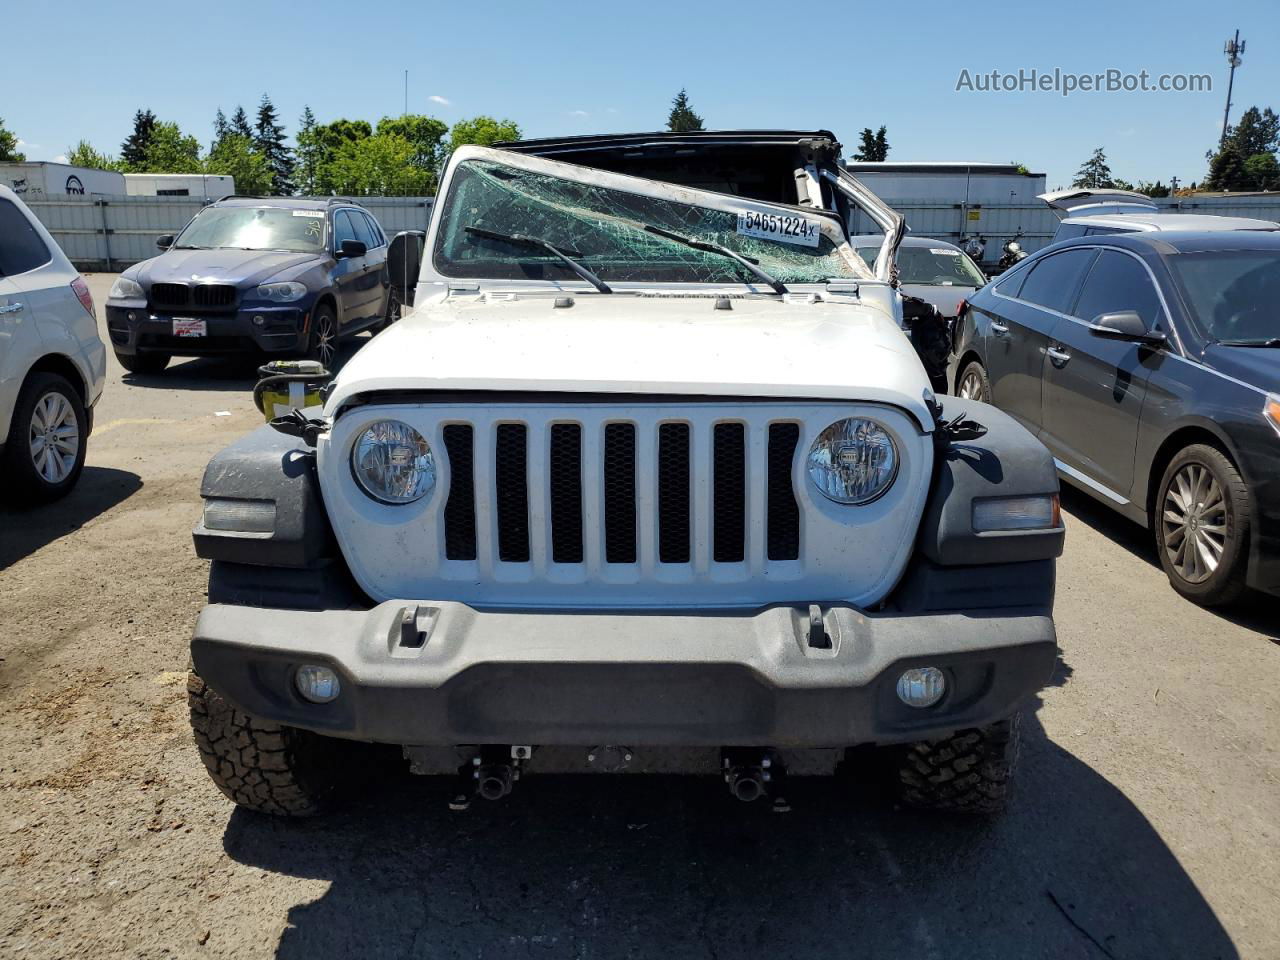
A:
[422,146,875,294]
[173,204,330,255]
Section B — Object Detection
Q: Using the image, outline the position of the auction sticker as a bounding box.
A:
[736,210,821,248]
[292,210,325,218]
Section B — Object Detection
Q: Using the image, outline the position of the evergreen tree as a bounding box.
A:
[0,118,24,162]
[213,108,230,143]
[254,94,295,195]
[1071,147,1114,189]
[854,126,889,161]
[1205,145,1249,191]
[230,106,254,139]
[1206,105,1280,191]
[666,89,704,132]
[120,109,157,170]
[295,106,322,195]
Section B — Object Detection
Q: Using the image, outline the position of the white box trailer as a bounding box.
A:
[123,173,234,198]
[844,162,1047,205]
[0,161,127,198]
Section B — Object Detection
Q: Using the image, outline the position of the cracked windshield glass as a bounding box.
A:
[434,158,870,285]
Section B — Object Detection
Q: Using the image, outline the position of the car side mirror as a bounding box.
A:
[156,235,175,250]
[337,239,367,259]
[1088,310,1166,346]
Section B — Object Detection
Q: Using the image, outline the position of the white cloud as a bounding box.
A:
[569,109,590,117]
[605,107,618,114]
[53,154,68,164]
[17,139,40,150]
[428,95,451,106]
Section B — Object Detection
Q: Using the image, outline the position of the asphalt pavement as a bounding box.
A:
[0,273,1276,959]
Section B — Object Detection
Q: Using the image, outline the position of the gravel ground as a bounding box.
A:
[0,274,1277,959]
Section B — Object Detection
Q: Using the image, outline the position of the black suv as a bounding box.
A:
[105,196,397,372]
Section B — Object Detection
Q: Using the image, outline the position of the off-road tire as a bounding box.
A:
[187,669,345,817]
[1153,443,1250,607]
[1,372,88,503]
[115,350,170,375]
[893,714,1021,813]
[955,359,991,402]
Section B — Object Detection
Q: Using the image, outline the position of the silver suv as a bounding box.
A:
[0,185,106,502]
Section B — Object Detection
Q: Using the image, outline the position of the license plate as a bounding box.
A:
[173,319,207,337]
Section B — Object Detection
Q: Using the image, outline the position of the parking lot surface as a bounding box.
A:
[1,273,1277,959]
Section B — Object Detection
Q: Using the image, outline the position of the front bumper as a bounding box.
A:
[192,600,1057,748]
[105,304,309,356]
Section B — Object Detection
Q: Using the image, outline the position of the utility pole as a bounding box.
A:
[1220,30,1245,146]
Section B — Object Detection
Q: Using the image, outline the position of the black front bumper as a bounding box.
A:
[106,304,309,356]
[191,599,1057,749]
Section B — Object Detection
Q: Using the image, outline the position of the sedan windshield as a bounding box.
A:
[174,207,326,254]
[1168,251,1280,342]
[856,244,986,287]
[433,158,869,286]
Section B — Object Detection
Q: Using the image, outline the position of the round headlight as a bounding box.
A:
[351,420,435,504]
[807,418,899,505]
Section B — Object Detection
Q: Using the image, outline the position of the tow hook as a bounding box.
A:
[450,746,531,809]
[722,749,789,810]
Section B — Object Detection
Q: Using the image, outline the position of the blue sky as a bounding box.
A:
[4,0,1277,189]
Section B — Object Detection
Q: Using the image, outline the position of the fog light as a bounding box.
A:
[973,494,1060,532]
[253,315,266,326]
[295,665,340,703]
[896,667,945,708]
[202,497,275,533]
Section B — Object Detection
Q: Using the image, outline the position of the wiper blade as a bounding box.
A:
[464,226,612,294]
[642,223,788,294]
[1218,337,1280,347]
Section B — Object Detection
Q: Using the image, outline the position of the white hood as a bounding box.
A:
[327,292,935,430]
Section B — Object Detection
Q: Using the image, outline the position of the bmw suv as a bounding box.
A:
[105,197,397,373]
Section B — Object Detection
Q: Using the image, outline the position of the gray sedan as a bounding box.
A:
[852,235,987,319]
[949,229,1280,606]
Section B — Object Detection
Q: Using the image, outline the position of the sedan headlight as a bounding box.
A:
[1266,394,1280,437]
[256,281,308,303]
[807,418,899,505]
[108,276,144,300]
[351,420,435,504]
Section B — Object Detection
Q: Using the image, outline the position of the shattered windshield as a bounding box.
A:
[433,158,869,286]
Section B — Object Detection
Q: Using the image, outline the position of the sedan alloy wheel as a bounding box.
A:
[1161,462,1228,584]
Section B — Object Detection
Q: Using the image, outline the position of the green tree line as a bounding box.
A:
[57,98,520,196]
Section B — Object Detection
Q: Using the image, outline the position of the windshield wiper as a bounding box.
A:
[642,223,788,294]
[1217,337,1280,347]
[464,226,612,294]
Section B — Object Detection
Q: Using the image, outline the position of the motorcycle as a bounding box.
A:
[998,231,1028,272]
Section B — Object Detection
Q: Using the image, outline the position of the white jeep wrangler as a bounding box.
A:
[187,142,1062,815]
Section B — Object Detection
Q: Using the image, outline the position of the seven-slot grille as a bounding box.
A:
[441,414,802,568]
[147,282,238,310]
